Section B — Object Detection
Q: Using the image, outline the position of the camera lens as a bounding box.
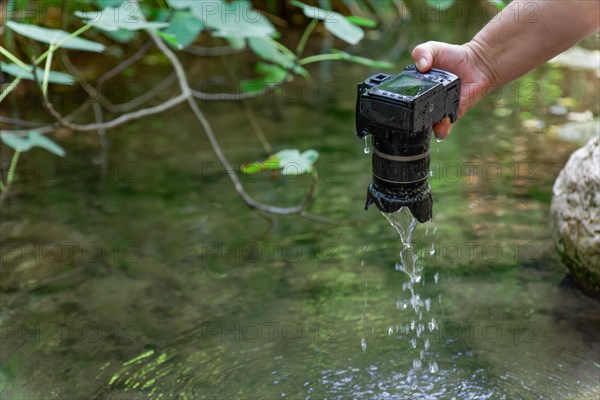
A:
[364,128,433,222]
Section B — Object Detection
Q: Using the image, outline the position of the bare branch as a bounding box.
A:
[0,100,91,135]
[97,40,153,88]
[110,73,177,113]
[42,91,188,131]
[147,28,326,217]
[191,84,280,101]
[0,116,47,128]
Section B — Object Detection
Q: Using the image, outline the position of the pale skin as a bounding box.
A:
[411,0,600,139]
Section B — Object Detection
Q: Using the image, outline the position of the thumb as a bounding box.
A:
[411,41,447,73]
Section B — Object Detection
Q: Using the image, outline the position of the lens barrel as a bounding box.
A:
[364,128,433,222]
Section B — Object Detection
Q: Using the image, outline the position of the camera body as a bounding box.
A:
[356,65,460,222]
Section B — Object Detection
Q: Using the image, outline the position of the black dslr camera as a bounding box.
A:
[356,65,460,222]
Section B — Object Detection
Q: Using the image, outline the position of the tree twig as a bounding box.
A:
[41,91,188,131]
[190,83,281,101]
[97,40,153,88]
[147,28,337,220]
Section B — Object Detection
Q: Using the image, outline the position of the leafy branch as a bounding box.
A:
[0,0,393,224]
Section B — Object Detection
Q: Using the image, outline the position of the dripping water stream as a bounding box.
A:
[382,207,441,382]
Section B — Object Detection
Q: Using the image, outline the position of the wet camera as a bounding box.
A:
[356,65,460,222]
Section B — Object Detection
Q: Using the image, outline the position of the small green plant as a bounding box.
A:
[0,131,65,202]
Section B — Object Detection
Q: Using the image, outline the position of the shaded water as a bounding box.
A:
[2,18,600,400]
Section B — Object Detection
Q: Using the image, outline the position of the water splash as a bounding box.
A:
[383,207,441,381]
[383,207,418,249]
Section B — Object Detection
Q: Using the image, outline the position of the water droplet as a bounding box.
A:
[425,298,431,312]
[388,327,393,335]
[412,359,422,370]
[424,339,430,350]
[434,272,439,284]
[429,243,436,256]
[416,324,423,337]
[363,137,371,154]
[410,338,417,348]
[361,338,367,351]
[428,318,437,332]
[429,362,438,373]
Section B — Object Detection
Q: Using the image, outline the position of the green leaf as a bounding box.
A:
[241,149,319,175]
[487,0,507,10]
[331,50,394,68]
[226,36,246,50]
[166,0,197,10]
[1,131,65,157]
[155,30,180,48]
[426,0,455,10]
[27,132,66,157]
[163,10,204,48]
[239,79,269,94]
[75,0,169,31]
[278,149,318,175]
[188,0,276,39]
[241,155,280,174]
[101,28,137,43]
[96,0,126,8]
[290,1,329,20]
[1,62,76,85]
[324,14,364,45]
[1,134,32,153]
[248,37,295,69]
[5,21,105,52]
[345,15,377,27]
[290,1,364,45]
[256,63,288,83]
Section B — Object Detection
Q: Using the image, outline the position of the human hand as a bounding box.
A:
[412,41,492,140]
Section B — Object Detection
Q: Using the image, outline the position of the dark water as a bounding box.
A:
[1,19,599,400]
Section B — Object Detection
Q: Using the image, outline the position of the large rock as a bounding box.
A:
[551,135,600,298]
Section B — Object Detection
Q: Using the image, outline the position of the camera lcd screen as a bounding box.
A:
[376,74,438,97]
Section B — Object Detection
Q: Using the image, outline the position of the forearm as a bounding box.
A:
[465,0,600,87]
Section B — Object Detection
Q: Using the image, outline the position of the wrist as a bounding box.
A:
[462,39,499,90]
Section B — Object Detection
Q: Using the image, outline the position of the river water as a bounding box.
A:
[1,16,599,400]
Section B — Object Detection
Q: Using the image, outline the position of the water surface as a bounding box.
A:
[1,17,599,400]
